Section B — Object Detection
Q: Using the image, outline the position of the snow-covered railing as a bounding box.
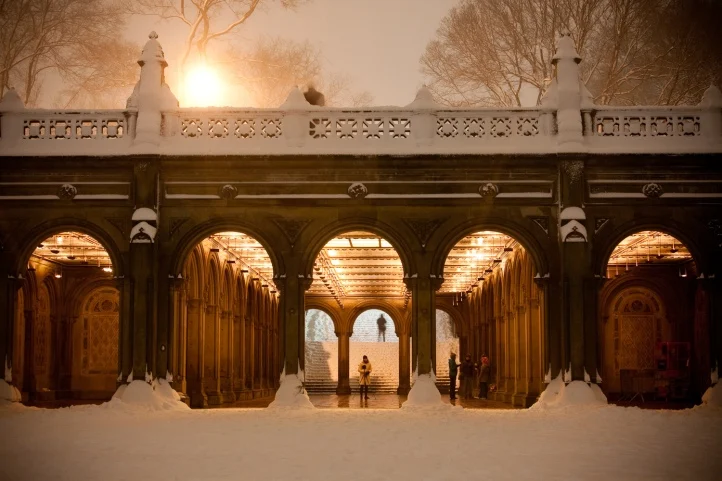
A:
[0,31,720,157]
[589,107,703,137]
[0,103,135,155]
[19,110,133,141]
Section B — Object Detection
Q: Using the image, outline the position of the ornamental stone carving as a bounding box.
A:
[642,183,664,198]
[479,182,499,198]
[219,184,238,200]
[57,183,77,200]
[347,182,368,199]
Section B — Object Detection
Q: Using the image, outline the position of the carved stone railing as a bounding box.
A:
[1,31,720,157]
[0,109,135,154]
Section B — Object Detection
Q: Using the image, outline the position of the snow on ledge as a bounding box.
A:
[104,380,189,412]
[268,368,314,410]
[529,375,607,411]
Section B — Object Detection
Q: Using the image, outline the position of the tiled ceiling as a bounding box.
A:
[206,232,276,291]
[607,231,692,267]
[32,232,112,270]
[308,231,406,299]
[440,232,518,293]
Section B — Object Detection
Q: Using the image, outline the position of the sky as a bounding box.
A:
[127,0,460,107]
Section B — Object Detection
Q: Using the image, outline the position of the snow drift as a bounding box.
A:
[0,379,21,402]
[701,382,722,408]
[106,379,189,411]
[268,368,314,409]
[402,373,459,410]
[530,375,607,410]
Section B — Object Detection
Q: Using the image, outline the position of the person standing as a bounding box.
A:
[377,314,387,342]
[448,353,460,400]
[478,355,491,400]
[460,355,475,399]
[358,355,372,400]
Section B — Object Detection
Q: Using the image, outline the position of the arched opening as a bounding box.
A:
[599,230,706,406]
[435,308,460,385]
[14,231,118,404]
[305,230,409,397]
[304,309,337,392]
[350,309,400,393]
[174,231,280,408]
[439,230,544,407]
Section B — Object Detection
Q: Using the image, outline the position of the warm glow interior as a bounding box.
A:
[182,63,225,107]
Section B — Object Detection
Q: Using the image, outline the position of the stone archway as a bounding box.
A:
[601,286,667,394]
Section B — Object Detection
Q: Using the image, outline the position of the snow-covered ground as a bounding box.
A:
[2,384,721,481]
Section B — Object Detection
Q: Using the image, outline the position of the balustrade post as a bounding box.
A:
[552,31,585,151]
[700,85,722,139]
[0,88,25,150]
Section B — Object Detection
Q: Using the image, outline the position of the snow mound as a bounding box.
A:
[402,374,458,410]
[0,379,21,402]
[701,382,722,408]
[530,375,607,411]
[106,380,189,411]
[267,373,314,409]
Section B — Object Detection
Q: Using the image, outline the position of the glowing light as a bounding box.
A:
[182,63,225,107]
[56,236,64,244]
[102,267,113,273]
[327,249,337,256]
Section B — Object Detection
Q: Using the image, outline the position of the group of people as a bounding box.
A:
[448,353,491,400]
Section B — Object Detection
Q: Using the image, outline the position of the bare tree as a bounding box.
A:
[0,0,138,107]
[126,0,307,70]
[226,37,373,107]
[421,0,722,107]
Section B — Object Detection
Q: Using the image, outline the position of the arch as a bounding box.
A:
[432,218,549,282]
[593,219,707,276]
[301,217,416,279]
[346,301,407,336]
[434,303,464,337]
[14,218,125,277]
[168,218,284,280]
[303,302,341,334]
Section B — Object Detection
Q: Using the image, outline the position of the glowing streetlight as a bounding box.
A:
[182,63,225,107]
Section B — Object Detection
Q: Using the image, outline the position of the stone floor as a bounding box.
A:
[220,394,517,409]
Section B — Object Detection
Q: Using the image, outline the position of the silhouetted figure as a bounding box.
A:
[478,355,491,400]
[448,352,460,400]
[460,355,475,399]
[377,314,387,342]
[304,86,325,106]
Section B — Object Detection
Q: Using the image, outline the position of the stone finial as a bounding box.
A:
[700,84,722,108]
[280,86,310,109]
[138,31,167,67]
[552,31,581,65]
[406,84,440,110]
[540,79,558,107]
[0,87,25,111]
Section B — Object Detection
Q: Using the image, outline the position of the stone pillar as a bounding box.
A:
[204,304,222,404]
[552,31,584,151]
[277,258,310,377]
[0,274,19,385]
[219,309,233,401]
[336,330,351,395]
[233,313,243,397]
[186,298,207,408]
[407,274,439,376]
[397,329,411,395]
[245,313,254,390]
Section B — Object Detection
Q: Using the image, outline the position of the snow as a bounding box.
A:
[1,395,720,480]
[531,375,608,411]
[267,368,314,409]
[701,382,722,408]
[401,373,455,410]
[0,380,21,402]
[105,380,189,412]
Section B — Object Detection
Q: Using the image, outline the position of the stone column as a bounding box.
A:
[233,313,243,398]
[0,273,20,385]
[245,313,254,391]
[219,309,233,402]
[397,329,411,395]
[336,329,351,395]
[406,274,439,376]
[204,304,222,404]
[185,298,206,408]
[277,257,310,377]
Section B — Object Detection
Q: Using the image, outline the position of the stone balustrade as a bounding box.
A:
[1,31,720,157]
